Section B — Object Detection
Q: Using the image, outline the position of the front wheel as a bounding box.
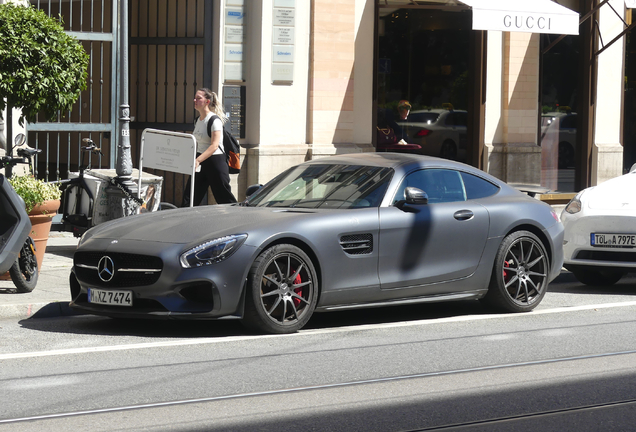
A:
[9,239,39,293]
[242,244,318,334]
[483,231,549,312]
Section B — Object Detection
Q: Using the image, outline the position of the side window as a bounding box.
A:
[394,169,466,204]
[460,172,500,200]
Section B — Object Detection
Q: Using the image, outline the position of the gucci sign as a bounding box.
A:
[464,1,579,36]
[503,15,552,32]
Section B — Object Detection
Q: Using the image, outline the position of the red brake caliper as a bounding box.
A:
[292,271,302,306]
[503,260,510,281]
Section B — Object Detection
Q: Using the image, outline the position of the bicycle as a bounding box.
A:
[57,137,103,237]
[59,137,177,237]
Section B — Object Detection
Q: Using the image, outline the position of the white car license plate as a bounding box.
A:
[88,288,133,306]
[591,233,636,248]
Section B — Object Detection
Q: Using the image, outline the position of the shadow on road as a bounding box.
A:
[548,271,636,296]
[17,299,501,339]
[43,244,76,260]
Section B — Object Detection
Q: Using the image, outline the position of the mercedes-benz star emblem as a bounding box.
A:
[97,256,115,282]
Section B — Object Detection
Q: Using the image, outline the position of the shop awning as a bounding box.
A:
[459,0,579,35]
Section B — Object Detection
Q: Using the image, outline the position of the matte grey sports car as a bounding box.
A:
[70,153,564,333]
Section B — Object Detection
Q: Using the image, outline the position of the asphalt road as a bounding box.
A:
[1,272,636,431]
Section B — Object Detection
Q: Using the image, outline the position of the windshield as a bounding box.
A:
[247,164,393,209]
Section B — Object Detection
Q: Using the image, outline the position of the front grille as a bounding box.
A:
[575,250,636,263]
[74,251,163,287]
[340,234,373,255]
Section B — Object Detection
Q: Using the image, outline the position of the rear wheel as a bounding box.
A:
[9,240,39,293]
[440,140,457,160]
[483,231,548,312]
[242,244,318,334]
[571,268,624,286]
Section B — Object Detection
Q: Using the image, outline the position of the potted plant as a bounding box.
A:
[7,175,61,271]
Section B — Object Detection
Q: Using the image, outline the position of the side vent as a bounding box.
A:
[340,234,373,255]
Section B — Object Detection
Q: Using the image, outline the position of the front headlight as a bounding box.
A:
[564,191,584,214]
[180,234,248,268]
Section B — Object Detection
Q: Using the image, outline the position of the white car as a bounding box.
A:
[397,109,467,161]
[541,112,576,169]
[561,164,636,285]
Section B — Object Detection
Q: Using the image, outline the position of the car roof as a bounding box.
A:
[300,153,517,193]
[301,152,496,179]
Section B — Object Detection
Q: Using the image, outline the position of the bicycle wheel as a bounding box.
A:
[9,240,39,293]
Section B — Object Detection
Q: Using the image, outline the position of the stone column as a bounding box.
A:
[486,31,541,185]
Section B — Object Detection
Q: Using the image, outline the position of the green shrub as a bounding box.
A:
[0,3,88,125]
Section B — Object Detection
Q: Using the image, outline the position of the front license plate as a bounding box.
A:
[591,233,636,248]
[88,288,133,306]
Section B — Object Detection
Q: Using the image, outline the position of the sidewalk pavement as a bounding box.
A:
[0,232,80,320]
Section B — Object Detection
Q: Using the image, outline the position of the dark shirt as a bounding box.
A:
[385,108,408,141]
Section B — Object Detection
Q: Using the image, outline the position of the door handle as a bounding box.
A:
[454,210,474,220]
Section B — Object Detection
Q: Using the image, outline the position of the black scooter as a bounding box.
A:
[0,134,40,292]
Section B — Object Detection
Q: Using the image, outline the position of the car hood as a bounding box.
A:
[586,173,636,210]
[82,205,329,245]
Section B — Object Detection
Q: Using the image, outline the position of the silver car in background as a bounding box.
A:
[398,108,468,161]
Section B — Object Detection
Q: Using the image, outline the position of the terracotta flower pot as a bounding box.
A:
[28,200,61,272]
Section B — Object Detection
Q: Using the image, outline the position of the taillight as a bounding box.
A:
[416,129,432,137]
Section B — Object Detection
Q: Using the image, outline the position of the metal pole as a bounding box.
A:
[107,0,138,220]
[5,109,13,178]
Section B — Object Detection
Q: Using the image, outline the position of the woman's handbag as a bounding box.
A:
[376,127,397,147]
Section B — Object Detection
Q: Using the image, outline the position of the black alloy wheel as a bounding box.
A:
[9,240,39,293]
[484,231,549,312]
[243,244,318,334]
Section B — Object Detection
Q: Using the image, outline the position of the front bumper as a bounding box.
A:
[562,214,636,271]
[69,237,257,319]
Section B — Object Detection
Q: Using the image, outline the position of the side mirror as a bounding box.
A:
[396,187,428,209]
[245,184,263,198]
[405,187,428,205]
[14,133,26,147]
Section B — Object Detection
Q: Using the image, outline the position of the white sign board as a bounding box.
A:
[274,27,294,44]
[471,9,579,34]
[272,0,295,84]
[225,44,244,61]
[141,130,196,175]
[139,129,197,207]
[226,8,244,25]
[627,0,636,8]
[274,8,295,26]
[225,26,244,43]
[273,45,294,62]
